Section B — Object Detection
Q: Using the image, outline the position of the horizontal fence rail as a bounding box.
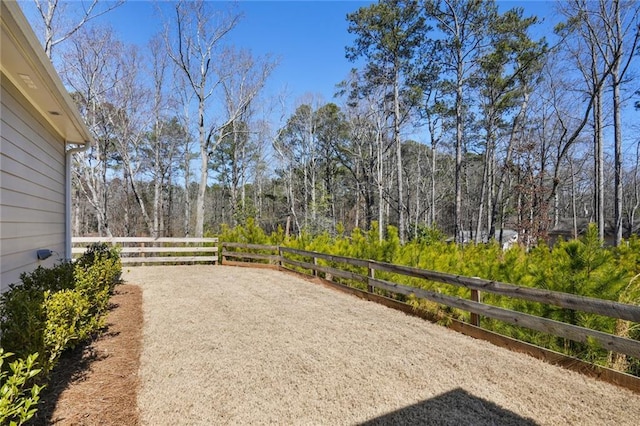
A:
[369,261,640,323]
[220,242,281,264]
[73,237,218,265]
[220,242,640,361]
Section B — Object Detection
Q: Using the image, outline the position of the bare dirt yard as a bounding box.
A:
[122,265,640,425]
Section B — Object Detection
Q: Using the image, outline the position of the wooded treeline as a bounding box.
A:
[27,0,640,245]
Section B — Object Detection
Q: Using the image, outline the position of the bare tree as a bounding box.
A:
[275,98,321,233]
[603,1,639,245]
[32,0,124,58]
[270,92,302,236]
[108,43,160,235]
[63,25,124,237]
[554,0,638,245]
[508,59,576,244]
[164,0,241,237]
[338,69,394,240]
[173,71,197,237]
[212,47,277,225]
[136,35,190,238]
[149,35,171,237]
[420,83,450,229]
[623,140,640,236]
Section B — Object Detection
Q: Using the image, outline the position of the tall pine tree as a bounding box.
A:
[346,0,429,243]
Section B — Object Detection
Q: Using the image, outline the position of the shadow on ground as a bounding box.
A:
[26,340,107,425]
[25,311,119,425]
[358,388,538,426]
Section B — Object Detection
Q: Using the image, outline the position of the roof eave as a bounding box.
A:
[1,1,93,146]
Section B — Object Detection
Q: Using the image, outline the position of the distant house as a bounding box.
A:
[447,229,519,250]
[0,1,92,291]
[547,218,640,247]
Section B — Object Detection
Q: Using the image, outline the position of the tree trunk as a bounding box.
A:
[612,57,623,246]
[153,149,162,238]
[595,87,604,242]
[377,129,384,242]
[487,143,495,239]
[455,61,464,243]
[355,181,361,229]
[475,147,489,244]
[126,161,153,236]
[229,125,240,226]
[195,95,208,238]
[311,168,317,229]
[183,144,191,238]
[569,157,578,239]
[394,65,405,244]
[73,190,80,237]
[476,123,495,243]
[608,319,630,371]
[491,91,529,238]
[430,140,437,226]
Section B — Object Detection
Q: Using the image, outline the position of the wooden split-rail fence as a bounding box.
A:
[221,241,640,392]
[71,238,640,391]
[72,237,218,264]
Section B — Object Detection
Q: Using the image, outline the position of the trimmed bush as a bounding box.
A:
[41,290,95,371]
[17,262,75,293]
[0,262,80,365]
[76,242,121,274]
[0,287,47,367]
[0,242,121,420]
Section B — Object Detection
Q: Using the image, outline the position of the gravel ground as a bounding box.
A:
[124,265,640,425]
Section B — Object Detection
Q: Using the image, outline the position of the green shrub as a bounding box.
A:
[0,262,79,362]
[0,285,100,376]
[412,224,446,245]
[76,242,120,272]
[0,244,122,421]
[1,244,121,372]
[0,349,42,426]
[0,288,46,365]
[15,262,75,293]
[42,290,95,371]
[74,255,120,320]
[73,242,121,322]
[219,218,284,245]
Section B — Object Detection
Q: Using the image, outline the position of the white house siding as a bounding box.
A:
[1,75,66,292]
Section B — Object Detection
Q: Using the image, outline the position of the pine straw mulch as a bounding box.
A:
[28,284,142,425]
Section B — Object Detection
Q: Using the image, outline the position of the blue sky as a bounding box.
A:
[109,1,558,101]
[105,0,375,103]
[20,0,560,107]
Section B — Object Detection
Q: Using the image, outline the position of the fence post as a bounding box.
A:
[313,256,318,277]
[470,289,482,327]
[278,246,283,268]
[367,261,375,293]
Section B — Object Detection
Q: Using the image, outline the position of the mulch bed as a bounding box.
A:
[28,284,143,425]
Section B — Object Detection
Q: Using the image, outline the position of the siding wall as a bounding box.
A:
[1,75,66,292]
